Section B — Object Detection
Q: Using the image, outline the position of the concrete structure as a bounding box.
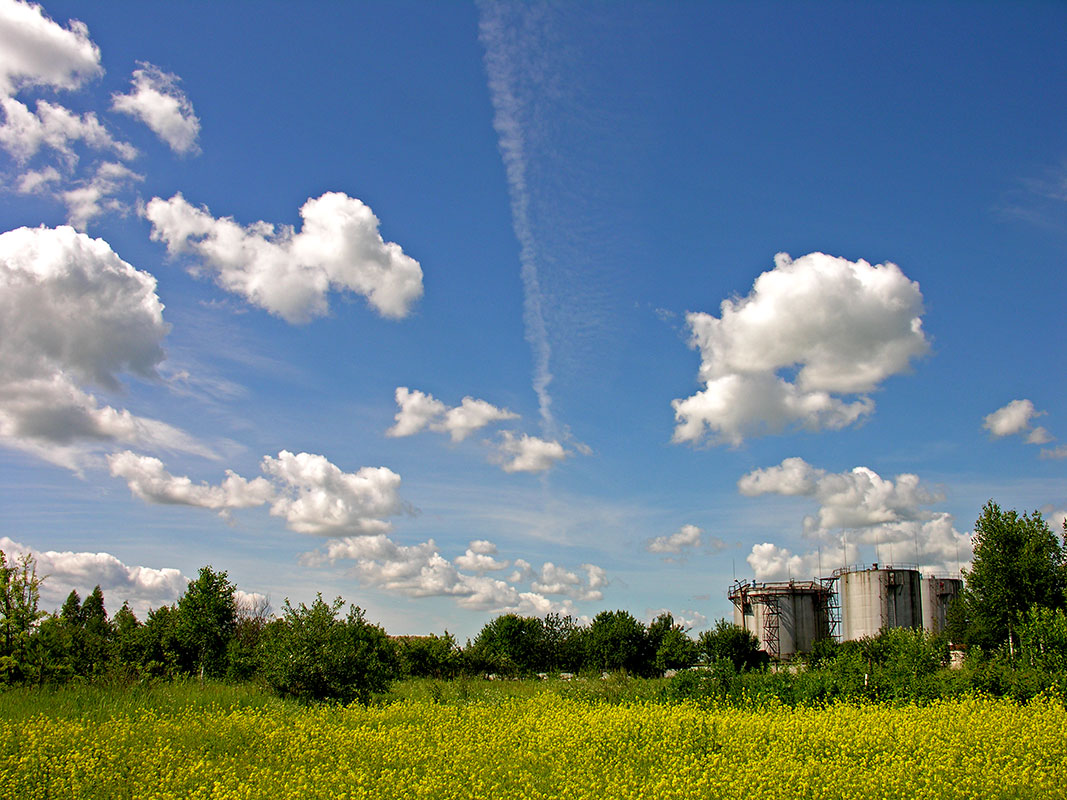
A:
[838,565,922,641]
[920,576,963,635]
[728,580,831,659]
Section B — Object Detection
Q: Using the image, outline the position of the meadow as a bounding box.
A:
[1,681,1064,799]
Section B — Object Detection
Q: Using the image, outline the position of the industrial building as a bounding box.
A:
[729,564,964,659]
[728,580,832,660]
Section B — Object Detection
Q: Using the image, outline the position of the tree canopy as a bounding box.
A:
[962,501,1067,651]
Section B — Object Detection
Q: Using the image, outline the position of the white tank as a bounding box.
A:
[728,580,831,659]
[921,577,962,634]
[839,566,922,640]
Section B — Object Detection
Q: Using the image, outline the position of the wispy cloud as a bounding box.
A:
[477,0,555,435]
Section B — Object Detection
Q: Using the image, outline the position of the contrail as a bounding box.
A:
[477,0,556,438]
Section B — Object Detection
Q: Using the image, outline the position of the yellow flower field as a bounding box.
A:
[2,695,1064,799]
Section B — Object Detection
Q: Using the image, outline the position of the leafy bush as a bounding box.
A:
[257,595,396,704]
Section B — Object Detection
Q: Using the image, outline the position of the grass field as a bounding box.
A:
[2,681,1064,799]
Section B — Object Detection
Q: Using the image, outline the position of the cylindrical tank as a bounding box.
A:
[728,581,830,659]
[839,566,922,640]
[921,576,962,634]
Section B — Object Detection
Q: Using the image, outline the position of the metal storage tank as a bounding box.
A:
[921,576,962,634]
[838,565,922,640]
[728,580,831,659]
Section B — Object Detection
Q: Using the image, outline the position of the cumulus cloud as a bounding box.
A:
[0,96,135,164]
[111,62,199,154]
[0,536,188,619]
[0,225,208,469]
[304,534,605,615]
[494,431,567,473]
[739,457,972,579]
[108,451,273,510]
[262,451,402,535]
[454,540,510,572]
[983,399,1054,445]
[144,192,424,323]
[672,252,929,446]
[647,524,703,554]
[386,386,519,442]
[58,161,142,228]
[739,457,944,538]
[0,0,101,97]
[0,1,151,229]
[110,449,404,536]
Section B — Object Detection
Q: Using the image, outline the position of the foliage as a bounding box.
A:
[396,632,460,679]
[697,619,768,672]
[585,610,654,676]
[963,501,1067,651]
[257,594,397,704]
[647,612,699,673]
[0,550,44,684]
[175,566,237,679]
[466,613,548,676]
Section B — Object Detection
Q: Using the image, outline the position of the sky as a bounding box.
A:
[0,0,1064,640]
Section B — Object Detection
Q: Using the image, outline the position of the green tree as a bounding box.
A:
[109,602,142,678]
[467,614,547,676]
[396,633,460,679]
[257,595,396,704]
[697,619,768,672]
[176,566,238,679]
[647,612,698,673]
[585,610,653,676]
[0,550,45,683]
[963,502,1067,653]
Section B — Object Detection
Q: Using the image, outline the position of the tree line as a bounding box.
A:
[2,500,1066,704]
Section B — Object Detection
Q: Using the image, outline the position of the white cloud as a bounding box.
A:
[386,387,446,438]
[454,540,510,572]
[59,161,142,229]
[304,534,604,615]
[647,524,703,554]
[672,252,928,446]
[1041,445,1067,460]
[112,62,200,154]
[144,192,424,323]
[108,450,273,510]
[386,386,518,442]
[0,97,135,163]
[739,457,943,537]
[441,396,520,442]
[738,458,972,579]
[983,399,1055,446]
[111,448,404,536]
[494,431,566,473]
[0,0,101,97]
[0,225,208,469]
[0,535,188,619]
[262,451,403,535]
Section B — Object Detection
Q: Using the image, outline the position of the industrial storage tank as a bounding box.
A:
[921,576,962,635]
[838,565,922,640]
[728,580,831,659]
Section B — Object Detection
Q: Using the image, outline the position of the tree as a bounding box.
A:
[176,566,238,678]
[396,633,460,679]
[257,595,397,704]
[697,619,768,672]
[467,614,547,675]
[963,502,1067,653]
[585,610,653,676]
[647,612,698,673]
[0,550,44,683]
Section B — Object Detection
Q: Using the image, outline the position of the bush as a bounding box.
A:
[257,595,397,704]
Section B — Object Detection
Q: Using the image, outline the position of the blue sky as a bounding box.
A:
[1,0,1064,639]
